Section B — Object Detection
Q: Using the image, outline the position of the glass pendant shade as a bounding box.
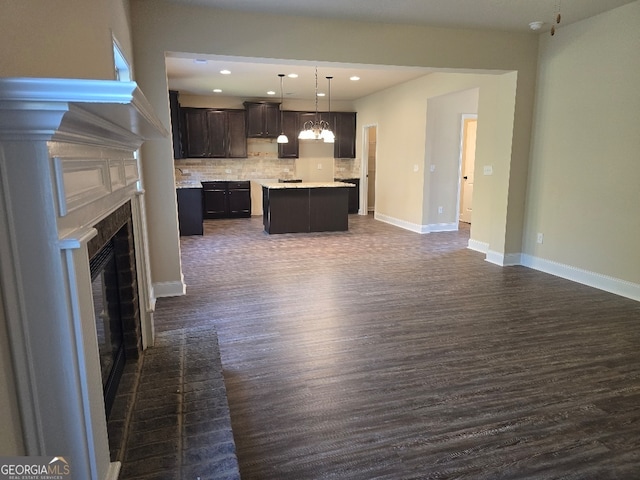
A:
[299,68,334,143]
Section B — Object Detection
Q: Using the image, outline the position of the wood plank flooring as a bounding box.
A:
[154,215,640,479]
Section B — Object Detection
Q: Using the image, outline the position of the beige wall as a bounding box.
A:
[354,71,517,249]
[0,0,131,79]
[130,0,538,287]
[524,1,640,284]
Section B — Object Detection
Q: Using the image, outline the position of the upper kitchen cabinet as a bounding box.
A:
[333,112,357,159]
[182,107,247,158]
[244,101,280,138]
[294,111,357,159]
[278,110,299,158]
[169,90,183,159]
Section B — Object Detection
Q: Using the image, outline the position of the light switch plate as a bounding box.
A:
[483,165,493,175]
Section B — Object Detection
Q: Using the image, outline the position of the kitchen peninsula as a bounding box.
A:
[262,181,354,234]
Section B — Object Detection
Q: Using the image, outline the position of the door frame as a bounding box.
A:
[457,114,478,223]
[360,123,378,215]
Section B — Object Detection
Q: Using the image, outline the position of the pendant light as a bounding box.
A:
[298,67,333,142]
[276,73,288,144]
[322,76,335,144]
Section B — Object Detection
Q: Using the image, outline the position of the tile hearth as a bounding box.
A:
[113,326,240,480]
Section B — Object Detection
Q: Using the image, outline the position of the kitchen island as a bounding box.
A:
[262,181,354,234]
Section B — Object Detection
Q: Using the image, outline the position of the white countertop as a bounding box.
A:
[261,181,355,189]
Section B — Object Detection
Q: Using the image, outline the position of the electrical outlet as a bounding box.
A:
[430,165,436,172]
[438,206,443,214]
[537,233,544,244]
[284,168,290,172]
[225,169,231,174]
[483,165,493,175]
[413,164,419,172]
[317,163,323,170]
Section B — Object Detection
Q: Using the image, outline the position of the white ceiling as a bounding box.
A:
[164,0,634,101]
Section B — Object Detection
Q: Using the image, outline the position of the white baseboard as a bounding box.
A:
[374,212,423,233]
[486,250,522,267]
[374,213,459,235]
[105,462,121,480]
[424,222,459,233]
[521,254,640,302]
[467,239,489,254]
[153,279,186,298]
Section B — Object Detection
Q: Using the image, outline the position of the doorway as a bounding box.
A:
[362,125,377,214]
[459,115,477,224]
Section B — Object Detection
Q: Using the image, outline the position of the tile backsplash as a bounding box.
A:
[175,138,360,181]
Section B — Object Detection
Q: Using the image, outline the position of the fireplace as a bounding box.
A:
[88,202,143,419]
[0,77,166,479]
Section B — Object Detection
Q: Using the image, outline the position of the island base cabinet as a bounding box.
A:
[310,188,349,232]
[262,186,350,234]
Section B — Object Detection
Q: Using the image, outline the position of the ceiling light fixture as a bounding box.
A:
[288,73,298,78]
[298,67,334,143]
[350,76,360,81]
[276,74,288,144]
[220,69,231,75]
[529,21,543,31]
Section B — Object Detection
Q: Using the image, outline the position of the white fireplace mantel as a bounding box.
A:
[0,78,167,480]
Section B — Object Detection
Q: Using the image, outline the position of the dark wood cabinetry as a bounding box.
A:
[176,187,203,235]
[333,112,357,158]
[169,90,183,159]
[202,181,251,219]
[278,110,299,158]
[244,102,280,138]
[336,178,360,214]
[278,111,357,159]
[182,108,247,158]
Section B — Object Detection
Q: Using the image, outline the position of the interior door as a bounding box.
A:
[459,116,477,224]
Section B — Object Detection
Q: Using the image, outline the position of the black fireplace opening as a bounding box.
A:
[90,238,126,419]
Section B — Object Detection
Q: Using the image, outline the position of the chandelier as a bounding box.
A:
[298,67,334,143]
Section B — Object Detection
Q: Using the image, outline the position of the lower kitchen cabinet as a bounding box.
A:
[336,178,360,214]
[176,187,203,235]
[202,181,251,219]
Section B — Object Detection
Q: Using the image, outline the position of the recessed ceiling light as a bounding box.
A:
[288,73,298,78]
[350,76,360,81]
[213,88,222,93]
[220,69,231,75]
[317,92,325,97]
[193,59,208,64]
[267,90,276,95]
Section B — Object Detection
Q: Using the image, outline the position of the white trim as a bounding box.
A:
[374,212,423,233]
[521,254,640,302]
[485,250,522,267]
[153,279,187,298]
[106,461,121,480]
[424,222,458,233]
[457,114,477,223]
[467,238,489,253]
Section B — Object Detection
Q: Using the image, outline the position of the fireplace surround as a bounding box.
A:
[0,78,166,480]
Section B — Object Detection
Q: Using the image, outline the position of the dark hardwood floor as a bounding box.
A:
[154,215,640,479]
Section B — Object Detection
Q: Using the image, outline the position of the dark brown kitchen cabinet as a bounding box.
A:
[333,112,357,158]
[244,102,280,138]
[176,187,203,235]
[202,181,251,219]
[335,177,360,213]
[278,110,299,158]
[182,108,247,158]
[169,90,183,159]
[286,111,356,159]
